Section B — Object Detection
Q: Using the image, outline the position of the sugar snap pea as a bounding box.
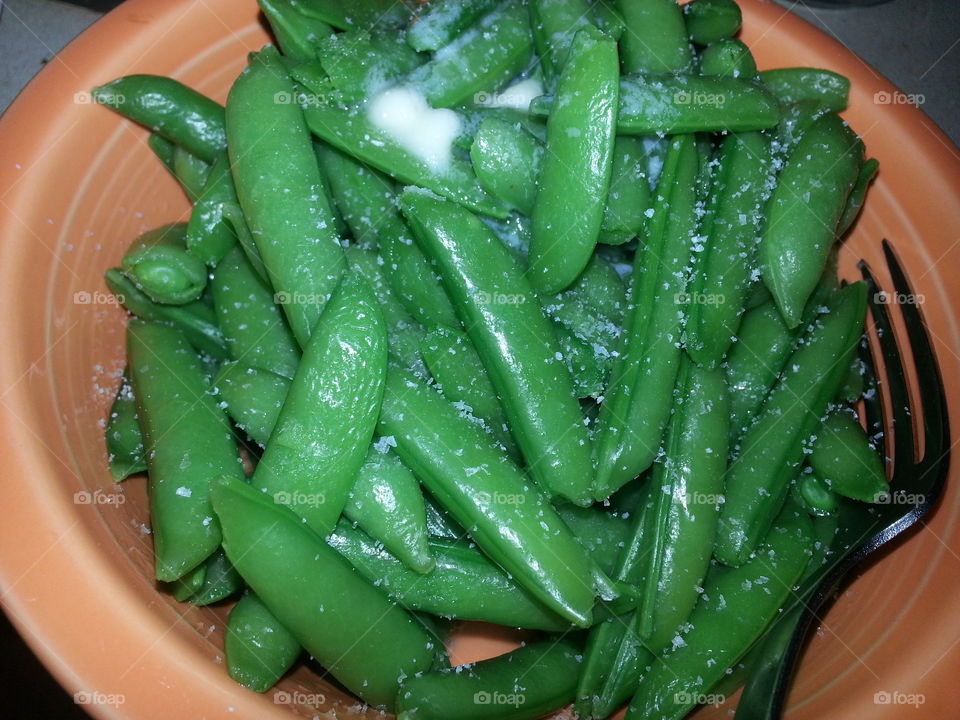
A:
[470,116,543,216]
[170,564,206,602]
[529,0,594,82]
[554,322,610,398]
[407,0,501,53]
[185,152,239,266]
[259,0,331,62]
[226,46,346,346]
[401,188,595,506]
[617,0,693,74]
[760,67,851,112]
[809,408,888,502]
[699,38,758,79]
[186,548,243,605]
[600,136,652,245]
[93,75,226,163]
[121,224,208,305]
[794,471,840,516]
[170,146,210,202]
[837,157,880,236]
[529,25,619,294]
[226,591,301,693]
[105,370,146,481]
[127,319,244,581]
[214,362,289,446]
[684,0,742,46]
[212,476,438,708]
[147,133,176,174]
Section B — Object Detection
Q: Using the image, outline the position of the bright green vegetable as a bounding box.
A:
[684,0,743,46]
[470,116,543,216]
[185,152,239,266]
[121,224,208,305]
[226,592,301,693]
[407,0,501,53]
[616,0,693,74]
[259,0,331,62]
[529,0,594,81]
[105,370,146,481]
[600,136,652,245]
[809,409,888,502]
[760,67,851,112]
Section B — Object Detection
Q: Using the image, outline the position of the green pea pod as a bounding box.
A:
[760,67,851,112]
[344,448,434,574]
[400,188,595,506]
[616,0,692,74]
[407,0,501,53]
[105,371,146,481]
[105,268,228,361]
[716,282,867,566]
[290,0,408,30]
[407,2,534,109]
[344,246,414,328]
[121,224,208,305]
[761,112,863,328]
[686,130,773,367]
[92,75,226,163]
[127,319,244,581]
[226,46,346,347]
[600,136,652,245]
[794,471,840,516]
[226,591,301,693]
[625,503,814,720]
[211,246,301,379]
[147,133,176,173]
[259,0,332,62]
[315,143,395,249]
[214,362,290,446]
[529,0,594,82]
[554,252,628,328]
[253,274,387,536]
[185,152,239,266]
[554,322,609,398]
[420,326,517,456]
[395,638,583,720]
[378,365,609,627]
[554,504,631,578]
[187,548,243,605]
[170,563,206,602]
[317,30,423,105]
[837,157,880,236]
[699,38,758,79]
[303,103,510,219]
[594,134,699,501]
[809,409,888,502]
[529,25,619,294]
[170,146,211,202]
[329,521,568,631]
[592,0,625,40]
[684,0,742,45]
[470,116,543,216]
[774,99,831,162]
[531,74,780,134]
[637,358,730,651]
[213,475,439,707]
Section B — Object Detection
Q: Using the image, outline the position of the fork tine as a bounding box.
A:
[881,240,951,484]
[859,259,915,471]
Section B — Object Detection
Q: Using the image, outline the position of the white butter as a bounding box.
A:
[367,87,461,174]
[479,77,544,112]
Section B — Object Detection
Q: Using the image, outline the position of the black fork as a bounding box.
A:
[733,240,951,719]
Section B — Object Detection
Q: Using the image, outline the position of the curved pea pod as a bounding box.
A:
[636,359,730,652]
[794,471,840,516]
[212,477,437,708]
[396,638,582,720]
[625,503,814,720]
[105,268,228,361]
[407,2,534,109]
[226,46,346,347]
[760,112,863,328]
[699,38,758,79]
[290,0,408,31]
[185,152,238,266]
[302,103,509,219]
[93,75,226,162]
[600,136,652,245]
[470,117,543,216]
[407,0,500,52]
[809,409,888,502]
[211,246,301,379]
[420,326,517,456]
[686,130,773,367]
[716,282,867,566]
[838,157,880,236]
[253,275,387,536]
[684,0,742,45]
[226,592,301,693]
[316,30,422,105]
[105,371,146,481]
[147,134,176,173]
[187,548,243,605]
[343,448,434,574]
[400,188,595,506]
[593,134,699,500]
[760,67,851,112]
[121,224,208,305]
[529,0,594,81]
[616,0,693,74]
[258,0,331,62]
[532,73,780,134]
[329,521,567,631]
[529,25,619,294]
[170,146,211,202]
[378,365,610,627]
[214,362,289,447]
[127,319,244,581]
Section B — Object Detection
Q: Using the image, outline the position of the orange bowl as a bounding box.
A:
[0,0,958,718]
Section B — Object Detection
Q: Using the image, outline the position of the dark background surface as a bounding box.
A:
[1,0,959,718]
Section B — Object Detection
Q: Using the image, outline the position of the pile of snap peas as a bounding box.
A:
[97,0,886,717]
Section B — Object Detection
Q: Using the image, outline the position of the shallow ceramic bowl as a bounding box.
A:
[0,0,958,718]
